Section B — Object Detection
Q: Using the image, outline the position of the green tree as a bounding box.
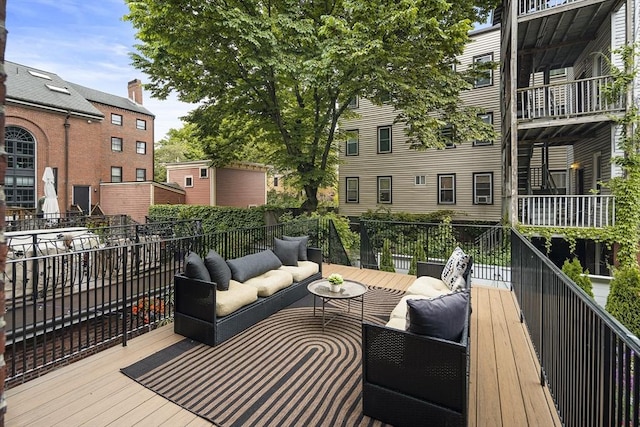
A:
[154,123,206,182]
[380,238,396,273]
[409,239,427,276]
[125,0,498,212]
[561,258,593,298]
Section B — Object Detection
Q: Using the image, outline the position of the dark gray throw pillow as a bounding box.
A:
[204,249,232,291]
[273,238,300,266]
[184,251,211,282]
[226,249,283,283]
[282,235,309,261]
[406,291,469,342]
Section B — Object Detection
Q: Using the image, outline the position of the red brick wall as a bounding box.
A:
[167,167,211,205]
[4,94,153,216]
[216,168,266,207]
[1,1,8,422]
[153,186,185,205]
[100,183,152,223]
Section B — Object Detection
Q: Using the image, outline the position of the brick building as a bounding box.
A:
[4,61,156,216]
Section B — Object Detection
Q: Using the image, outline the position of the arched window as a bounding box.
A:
[5,126,36,208]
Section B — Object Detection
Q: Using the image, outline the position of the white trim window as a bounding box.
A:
[473,53,493,88]
[199,167,209,178]
[415,175,426,185]
[136,141,147,154]
[111,137,123,152]
[346,177,359,203]
[473,172,493,204]
[136,119,147,130]
[185,175,194,187]
[111,166,122,183]
[474,112,493,146]
[111,113,123,126]
[346,130,359,156]
[377,176,392,204]
[438,174,456,204]
[377,126,392,153]
[347,97,359,109]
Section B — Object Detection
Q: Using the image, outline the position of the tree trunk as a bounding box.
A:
[301,185,319,213]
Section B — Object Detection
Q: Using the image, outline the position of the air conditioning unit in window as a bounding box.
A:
[476,196,490,204]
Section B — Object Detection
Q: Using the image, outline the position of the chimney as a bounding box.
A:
[128,79,143,105]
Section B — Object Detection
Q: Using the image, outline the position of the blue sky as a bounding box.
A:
[6,0,195,142]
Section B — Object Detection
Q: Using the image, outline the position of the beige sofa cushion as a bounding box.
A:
[243,269,294,297]
[278,261,319,282]
[216,281,258,316]
[385,316,406,330]
[390,295,432,319]
[406,275,453,298]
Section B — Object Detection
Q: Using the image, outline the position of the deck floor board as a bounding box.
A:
[6,264,561,426]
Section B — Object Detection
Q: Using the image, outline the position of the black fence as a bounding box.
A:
[359,220,510,284]
[3,218,321,386]
[511,229,640,426]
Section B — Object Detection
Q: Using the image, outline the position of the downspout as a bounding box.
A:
[64,113,70,213]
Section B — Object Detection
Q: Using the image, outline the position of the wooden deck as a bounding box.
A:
[5,265,561,426]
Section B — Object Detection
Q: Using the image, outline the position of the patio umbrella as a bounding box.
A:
[42,166,60,220]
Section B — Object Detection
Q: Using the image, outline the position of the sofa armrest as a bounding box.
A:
[417,261,445,279]
[307,247,323,274]
[362,321,469,414]
[174,273,217,323]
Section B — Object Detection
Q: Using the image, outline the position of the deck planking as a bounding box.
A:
[6,264,561,426]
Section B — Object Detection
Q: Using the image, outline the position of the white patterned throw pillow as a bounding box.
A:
[441,247,470,290]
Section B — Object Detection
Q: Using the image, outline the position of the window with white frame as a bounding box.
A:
[438,174,456,204]
[185,175,193,187]
[200,167,209,178]
[549,170,567,193]
[136,141,146,154]
[111,137,123,152]
[346,177,359,203]
[346,130,359,156]
[473,172,493,204]
[415,175,426,185]
[378,126,392,153]
[377,176,392,204]
[111,113,123,126]
[474,112,493,146]
[473,53,493,88]
[136,168,146,181]
[136,119,147,130]
[347,97,359,109]
[111,166,122,183]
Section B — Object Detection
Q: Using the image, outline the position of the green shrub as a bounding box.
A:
[408,239,427,276]
[561,258,594,297]
[149,204,266,234]
[380,238,395,273]
[606,266,640,338]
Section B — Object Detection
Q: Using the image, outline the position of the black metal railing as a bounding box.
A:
[359,220,511,283]
[3,218,321,386]
[511,229,640,426]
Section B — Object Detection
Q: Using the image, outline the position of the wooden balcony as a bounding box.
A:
[517,76,624,125]
[5,265,561,426]
[518,194,615,228]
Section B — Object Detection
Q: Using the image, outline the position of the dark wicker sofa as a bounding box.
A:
[174,247,322,346]
[362,260,472,427]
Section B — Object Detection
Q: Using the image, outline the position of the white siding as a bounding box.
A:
[339,27,502,222]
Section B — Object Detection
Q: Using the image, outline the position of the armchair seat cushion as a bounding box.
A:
[385,316,406,330]
[278,261,320,282]
[406,276,454,298]
[389,294,432,320]
[216,281,258,317]
[243,269,294,297]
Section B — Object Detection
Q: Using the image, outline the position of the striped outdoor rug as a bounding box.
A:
[121,286,403,427]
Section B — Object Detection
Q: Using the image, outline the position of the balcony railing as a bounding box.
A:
[519,194,615,228]
[517,76,624,121]
[512,229,640,425]
[518,0,587,16]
